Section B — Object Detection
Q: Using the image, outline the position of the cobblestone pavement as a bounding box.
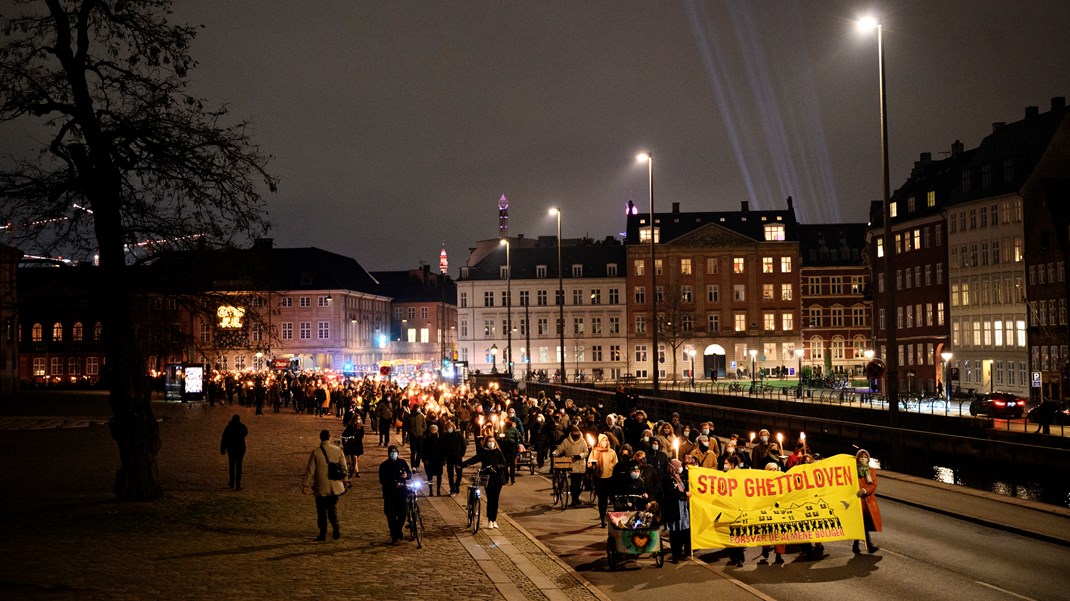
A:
[0,397,595,601]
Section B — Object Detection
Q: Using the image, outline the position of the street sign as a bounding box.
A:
[1032,371,1042,388]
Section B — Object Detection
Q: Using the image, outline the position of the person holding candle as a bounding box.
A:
[553,426,590,508]
[589,433,618,527]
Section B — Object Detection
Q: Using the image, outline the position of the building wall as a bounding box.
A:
[800,264,870,376]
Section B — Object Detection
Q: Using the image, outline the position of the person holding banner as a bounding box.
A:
[854,449,882,553]
[662,458,691,562]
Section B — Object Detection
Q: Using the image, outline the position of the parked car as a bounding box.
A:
[1026,400,1070,425]
[969,392,1027,418]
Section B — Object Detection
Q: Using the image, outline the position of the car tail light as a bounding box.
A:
[994,400,1006,406]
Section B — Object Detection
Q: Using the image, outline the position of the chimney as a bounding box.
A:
[951,140,964,156]
[1053,96,1067,111]
[992,122,1005,133]
[919,152,932,163]
[786,196,794,211]
[741,201,750,212]
[1025,105,1039,119]
[671,202,680,214]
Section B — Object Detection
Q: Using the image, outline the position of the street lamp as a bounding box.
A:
[749,348,758,393]
[941,350,953,413]
[637,152,657,391]
[795,348,805,397]
[549,207,566,383]
[500,238,513,379]
[858,14,899,414]
[490,344,498,374]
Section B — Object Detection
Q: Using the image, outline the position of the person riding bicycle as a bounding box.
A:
[461,436,508,529]
[553,426,590,508]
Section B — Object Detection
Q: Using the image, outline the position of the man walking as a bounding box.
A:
[302,430,348,541]
[220,414,248,490]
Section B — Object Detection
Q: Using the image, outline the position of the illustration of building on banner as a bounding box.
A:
[725,498,846,544]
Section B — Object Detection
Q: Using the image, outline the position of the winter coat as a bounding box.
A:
[554,435,590,472]
[303,441,348,497]
[220,419,248,455]
[859,468,883,531]
[442,430,467,463]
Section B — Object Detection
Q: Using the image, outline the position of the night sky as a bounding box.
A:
[13,1,1070,273]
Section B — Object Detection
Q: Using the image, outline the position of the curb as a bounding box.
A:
[499,512,615,601]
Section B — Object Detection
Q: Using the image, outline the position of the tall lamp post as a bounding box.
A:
[500,238,513,379]
[490,344,498,374]
[749,349,758,393]
[549,208,566,383]
[858,15,899,414]
[795,348,805,397]
[686,346,696,388]
[941,350,953,414]
[637,152,658,391]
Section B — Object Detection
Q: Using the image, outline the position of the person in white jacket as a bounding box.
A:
[553,426,590,507]
[302,429,349,541]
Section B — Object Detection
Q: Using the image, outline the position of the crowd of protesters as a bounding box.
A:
[206,369,881,560]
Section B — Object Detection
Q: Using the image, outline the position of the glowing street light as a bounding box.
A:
[941,350,954,414]
[857,14,900,414]
[795,348,805,397]
[637,152,658,391]
[549,207,565,383]
[749,348,758,393]
[490,344,498,374]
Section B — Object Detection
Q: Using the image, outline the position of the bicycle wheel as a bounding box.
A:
[472,494,482,534]
[413,503,424,548]
[559,475,570,510]
[408,502,417,541]
[466,489,477,529]
[550,473,562,506]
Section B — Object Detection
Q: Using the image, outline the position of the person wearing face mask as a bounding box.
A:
[662,458,691,562]
[697,422,720,457]
[854,449,881,554]
[759,443,785,472]
[677,426,695,458]
[654,423,674,452]
[750,428,772,467]
[630,450,661,504]
[687,435,719,469]
[646,436,670,478]
[378,444,410,544]
[553,426,590,507]
[442,420,467,495]
[461,436,509,529]
[589,433,618,527]
[602,414,624,452]
[613,460,649,510]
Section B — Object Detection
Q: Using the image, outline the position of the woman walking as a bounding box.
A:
[854,449,882,553]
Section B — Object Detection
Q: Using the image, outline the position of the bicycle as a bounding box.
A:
[405,475,425,548]
[550,456,572,509]
[466,472,489,534]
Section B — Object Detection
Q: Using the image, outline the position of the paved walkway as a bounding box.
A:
[1,393,1067,601]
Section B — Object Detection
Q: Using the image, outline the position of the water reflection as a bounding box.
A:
[931,464,1057,505]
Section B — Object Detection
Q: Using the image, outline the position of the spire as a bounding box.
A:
[498,194,509,239]
[439,243,448,274]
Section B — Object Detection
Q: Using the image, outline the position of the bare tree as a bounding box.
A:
[0,0,276,500]
[656,281,695,382]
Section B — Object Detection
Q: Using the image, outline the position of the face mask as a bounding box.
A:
[487,442,497,450]
[683,431,690,438]
[726,446,735,454]
[630,472,640,480]
[760,436,769,444]
[621,453,630,460]
[447,428,455,433]
[701,428,710,436]
[651,444,659,451]
[676,466,684,474]
[389,452,398,460]
[642,436,650,443]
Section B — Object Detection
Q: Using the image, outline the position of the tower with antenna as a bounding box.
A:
[439,243,448,275]
[498,194,509,239]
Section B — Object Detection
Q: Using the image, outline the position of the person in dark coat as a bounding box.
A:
[442,420,467,495]
[220,414,248,490]
[341,415,365,478]
[422,424,445,495]
[378,444,412,544]
[461,436,509,529]
[662,458,691,562]
[613,460,649,510]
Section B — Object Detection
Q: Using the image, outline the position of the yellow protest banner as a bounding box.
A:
[688,454,865,549]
